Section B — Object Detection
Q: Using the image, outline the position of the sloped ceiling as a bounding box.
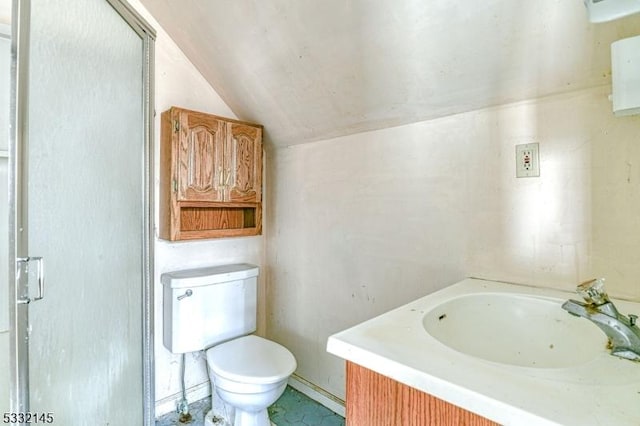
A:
[140,0,640,147]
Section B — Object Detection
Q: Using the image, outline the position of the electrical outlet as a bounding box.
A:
[515,143,540,178]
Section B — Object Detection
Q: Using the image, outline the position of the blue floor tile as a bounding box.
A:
[156,386,345,426]
[268,387,345,426]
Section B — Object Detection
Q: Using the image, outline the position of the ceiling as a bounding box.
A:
[140,0,640,147]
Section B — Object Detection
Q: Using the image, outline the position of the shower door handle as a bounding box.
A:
[16,256,45,304]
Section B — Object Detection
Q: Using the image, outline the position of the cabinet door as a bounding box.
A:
[226,122,262,203]
[176,109,226,202]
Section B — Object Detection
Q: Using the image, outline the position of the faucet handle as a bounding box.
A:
[629,314,638,327]
[577,278,610,306]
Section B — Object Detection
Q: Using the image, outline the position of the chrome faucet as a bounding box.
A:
[561,278,640,362]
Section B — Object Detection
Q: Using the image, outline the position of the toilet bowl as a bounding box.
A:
[206,335,297,426]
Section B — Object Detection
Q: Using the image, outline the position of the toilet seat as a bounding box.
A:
[206,335,296,385]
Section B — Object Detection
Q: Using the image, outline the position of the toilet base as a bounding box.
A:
[234,408,270,426]
[205,407,273,426]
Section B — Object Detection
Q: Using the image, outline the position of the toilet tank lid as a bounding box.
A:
[161,263,259,289]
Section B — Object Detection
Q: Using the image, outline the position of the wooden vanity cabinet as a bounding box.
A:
[346,362,498,426]
[160,107,263,240]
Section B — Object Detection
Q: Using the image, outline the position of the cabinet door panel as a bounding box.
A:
[227,122,262,203]
[177,110,225,202]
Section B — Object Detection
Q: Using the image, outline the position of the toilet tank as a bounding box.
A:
[162,263,259,354]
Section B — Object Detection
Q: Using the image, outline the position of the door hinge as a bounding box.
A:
[172,179,177,193]
[174,120,180,132]
[16,256,45,304]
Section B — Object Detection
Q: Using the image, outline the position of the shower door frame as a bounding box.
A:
[8,1,156,424]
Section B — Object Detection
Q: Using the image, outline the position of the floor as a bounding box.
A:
[268,387,345,426]
[156,387,345,426]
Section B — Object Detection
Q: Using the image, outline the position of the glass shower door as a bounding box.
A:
[9,0,153,424]
[0,21,10,417]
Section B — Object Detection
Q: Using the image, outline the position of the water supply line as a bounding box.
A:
[177,353,192,423]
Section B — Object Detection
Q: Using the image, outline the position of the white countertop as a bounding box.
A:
[326,278,640,426]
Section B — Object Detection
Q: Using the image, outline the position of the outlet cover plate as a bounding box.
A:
[515,143,540,178]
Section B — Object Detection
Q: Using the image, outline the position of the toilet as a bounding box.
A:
[162,263,296,426]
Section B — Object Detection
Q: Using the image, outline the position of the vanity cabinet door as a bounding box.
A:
[226,121,262,203]
[346,362,498,426]
[175,109,226,202]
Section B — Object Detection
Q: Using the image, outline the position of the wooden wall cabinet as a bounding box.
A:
[160,107,263,240]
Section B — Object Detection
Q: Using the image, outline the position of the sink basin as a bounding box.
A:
[423,293,606,368]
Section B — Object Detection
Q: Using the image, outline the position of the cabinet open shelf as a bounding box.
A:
[176,204,261,239]
[180,206,256,231]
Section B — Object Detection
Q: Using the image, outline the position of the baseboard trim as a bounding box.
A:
[155,381,211,418]
[287,374,346,417]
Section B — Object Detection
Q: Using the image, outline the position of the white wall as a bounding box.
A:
[128,1,266,414]
[0,0,8,25]
[266,111,471,398]
[466,87,640,298]
[266,85,640,400]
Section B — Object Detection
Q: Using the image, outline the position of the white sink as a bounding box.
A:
[327,278,640,425]
[422,293,606,368]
